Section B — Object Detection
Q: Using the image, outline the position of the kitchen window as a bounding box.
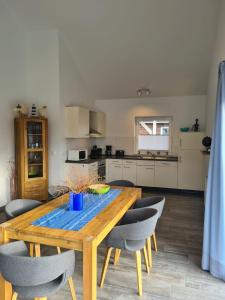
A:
[135,117,172,152]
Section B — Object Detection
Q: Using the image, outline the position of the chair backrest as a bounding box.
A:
[5,199,42,219]
[109,208,158,241]
[134,196,165,218]
[108,180,135,187]
[0,241,75,287]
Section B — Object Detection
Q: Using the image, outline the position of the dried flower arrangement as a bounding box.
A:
[64,166,100,194]
[8,159,17,200]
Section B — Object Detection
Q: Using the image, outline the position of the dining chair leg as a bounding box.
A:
[135,250,142,296]
[34,244,41,257]
[143,246,150,274]
[68,277,77,300]
[146,237,152,268]
[99,247,113,288]
[56,247,77,300]
[114,248,121,265]
[152,232,158,253]
[29,243,34,257]
[11,292,18,300]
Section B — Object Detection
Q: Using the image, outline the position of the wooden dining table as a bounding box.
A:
[0,186,141,300]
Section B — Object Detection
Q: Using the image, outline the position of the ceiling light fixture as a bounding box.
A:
[137,88,151,97]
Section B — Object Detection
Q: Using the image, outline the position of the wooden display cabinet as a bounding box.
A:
[15,117,48,201]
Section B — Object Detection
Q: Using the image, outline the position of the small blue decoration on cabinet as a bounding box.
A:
[69,192,84,211]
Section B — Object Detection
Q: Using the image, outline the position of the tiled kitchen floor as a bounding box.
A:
[1,192,224,300]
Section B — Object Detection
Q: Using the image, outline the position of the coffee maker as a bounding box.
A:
[105,145,112,156]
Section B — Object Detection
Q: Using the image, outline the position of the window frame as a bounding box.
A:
[134,116,173,153]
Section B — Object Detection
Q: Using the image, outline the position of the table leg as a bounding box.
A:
[0,227,12,300]
[83,239,97,300]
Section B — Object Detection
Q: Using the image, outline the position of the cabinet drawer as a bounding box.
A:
[107,159,123,165]
[136,160,155,166]
[25,180,46,190]
[155,161,177,168]
[123,160,137,165]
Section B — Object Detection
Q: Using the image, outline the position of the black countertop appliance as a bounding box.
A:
[115,150,125,157]
[105,145,112,156]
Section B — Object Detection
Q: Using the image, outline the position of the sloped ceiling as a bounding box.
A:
[7,0,220,99]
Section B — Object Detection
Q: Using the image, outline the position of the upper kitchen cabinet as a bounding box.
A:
[179,132,204,150]
[89,111,106,137]
[64,106,90,138]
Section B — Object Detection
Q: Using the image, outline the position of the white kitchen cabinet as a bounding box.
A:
[155,161,178,188]
[178,132,204,191]
[178,150,204,190]
[90,111,106,137]
[122,160,137,185]
[136,161,155,187]
[106,160,123,182]
[179,132,204,150]
[64,106,90,138]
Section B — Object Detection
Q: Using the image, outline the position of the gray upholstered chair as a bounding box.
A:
[108,180,135,187]
[0,241,77,300]
[134,196,165,258]
[99,208,158,296]
[5,199,42,258]
[5,199,42,220]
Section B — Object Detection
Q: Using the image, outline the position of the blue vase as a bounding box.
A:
[69,192,84,211]
[69,192,75,211]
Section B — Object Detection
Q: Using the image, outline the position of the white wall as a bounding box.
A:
[26,31,95,186]
[206,0,225,135]
[59,36,93,155]
[94,96,206,155]
[0,21,94,205]
[0,2,27,205]
[26,30,63,185]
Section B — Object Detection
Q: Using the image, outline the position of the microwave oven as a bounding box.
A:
[68,149,88,161]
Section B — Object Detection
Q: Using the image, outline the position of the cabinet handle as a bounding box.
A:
[146,168,154,170]
[114,166,121,168]
[124,166,130,169]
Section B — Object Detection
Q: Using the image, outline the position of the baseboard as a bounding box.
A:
[139,186,204,197]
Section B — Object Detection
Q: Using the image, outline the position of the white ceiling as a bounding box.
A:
[7,0,220,99]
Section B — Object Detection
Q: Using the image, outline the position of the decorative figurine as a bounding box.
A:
[30,104,38,117]
[38,105,47,118]
[192,118,199,132]
[14,104,27,117]
[202,136,212,152]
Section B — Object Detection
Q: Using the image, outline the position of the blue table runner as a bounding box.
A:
[32,189,121,231]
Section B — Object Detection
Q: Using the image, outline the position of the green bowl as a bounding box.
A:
[180,127,189,132]
[88,184,110,194]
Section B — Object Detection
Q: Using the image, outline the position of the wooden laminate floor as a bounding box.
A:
[1,192,224,299]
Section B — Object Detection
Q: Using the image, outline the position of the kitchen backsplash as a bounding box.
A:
[66,138,92,153]
[66,136,179,157]
[90,136,179,156]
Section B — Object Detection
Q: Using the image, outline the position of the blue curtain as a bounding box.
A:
[202,61,225,280]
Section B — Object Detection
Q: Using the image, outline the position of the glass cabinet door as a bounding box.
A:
[27,121,43,149]
[26,120,45,179]
[27,151,43,178]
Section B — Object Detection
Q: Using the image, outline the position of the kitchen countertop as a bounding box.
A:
[65,154,178,164]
